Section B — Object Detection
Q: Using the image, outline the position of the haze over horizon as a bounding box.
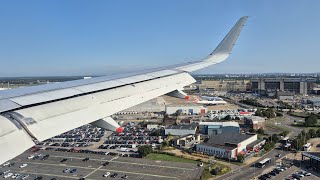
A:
[1,1,320,77]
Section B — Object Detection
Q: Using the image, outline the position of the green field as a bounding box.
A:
[146,153,199,164]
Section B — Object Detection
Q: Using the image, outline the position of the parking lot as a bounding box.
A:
[258,164,318,180]
[0,150,203,180]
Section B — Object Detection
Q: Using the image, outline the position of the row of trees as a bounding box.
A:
[255,108,283,118]
[292,129,320,150]
[239,98,264,107]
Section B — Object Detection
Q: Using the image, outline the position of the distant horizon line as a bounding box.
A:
[0,72,319,79]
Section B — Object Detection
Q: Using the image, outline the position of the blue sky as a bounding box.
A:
[0,0,319,76]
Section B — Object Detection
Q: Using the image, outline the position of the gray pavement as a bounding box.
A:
[0,150,203,180]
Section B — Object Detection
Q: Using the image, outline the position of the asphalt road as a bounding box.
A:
[0,150,203,180]
[216,147,290,180]
[281,114,305,138]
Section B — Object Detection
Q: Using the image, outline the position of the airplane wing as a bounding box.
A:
[0,16,248,164]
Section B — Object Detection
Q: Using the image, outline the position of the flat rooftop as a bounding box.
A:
[166,124,197,130]
[200,132,255,147]
[199,121,239,127]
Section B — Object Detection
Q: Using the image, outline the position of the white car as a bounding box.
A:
[3,170,10,174]
[2,162,10,166]
[305,172,312,176]
[11,174,19,178]
[4,173,13,178]
[20,164,27,168]
[27,155,34,159]
[103,172,111,177]
[277,168,284,171]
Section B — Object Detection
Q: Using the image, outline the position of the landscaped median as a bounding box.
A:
[146,153,199,164]
[144,151,232,179]
[201,162,231,180]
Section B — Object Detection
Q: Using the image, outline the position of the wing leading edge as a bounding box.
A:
[0,16,248,164]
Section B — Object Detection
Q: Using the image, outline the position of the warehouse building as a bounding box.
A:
[199,122,240,136]
[244,116,266,130]
[196,133,258,159]
[251,78,316,95]
[165,105,207,115]
[171,134,200,147]
[198,79,250,92]
[165,124,198,136]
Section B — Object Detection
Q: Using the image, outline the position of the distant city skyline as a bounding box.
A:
[1,1,320,76]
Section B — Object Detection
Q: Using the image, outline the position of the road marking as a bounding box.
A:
[7,170,93,180]
[83,156,118,178]
[12,161,177,179]
[51,155,193,170]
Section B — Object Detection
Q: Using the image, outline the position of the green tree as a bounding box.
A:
[276,112,283,117]
[162,140,169,147]
[255,109,263,116]
[264,142,275,151]
[237,154,245,163]
[137,145,153,157]
[249,129,256,133]
[305,114,318,127]
[271,134,279,143]
[308,129,317,138]
[317,128,320,137]
[257,128,265,135]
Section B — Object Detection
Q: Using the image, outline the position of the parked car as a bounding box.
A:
[63,168,70,173]
[121,175,128,179]
[20,164,28,168]
[111,173,118,178]
[2,162,10,166]
[4,173,13,178]
[103,172,110,177]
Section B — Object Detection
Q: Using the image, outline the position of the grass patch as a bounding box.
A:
[289,112,310,118]
[201,163,231,180]
[291,122,320,128]
[146,153,199,164]
[266,122,290,133]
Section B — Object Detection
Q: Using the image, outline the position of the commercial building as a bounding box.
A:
[198,79,250,92]
[171,134,200,147]
[165,124,198,136]
[244,116,266,130]
[196,133,258,159]
[199,122,240,136]
[165,105,207,115]
[251,78,316,95]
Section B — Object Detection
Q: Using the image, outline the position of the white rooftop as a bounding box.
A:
[199,121,239,127]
